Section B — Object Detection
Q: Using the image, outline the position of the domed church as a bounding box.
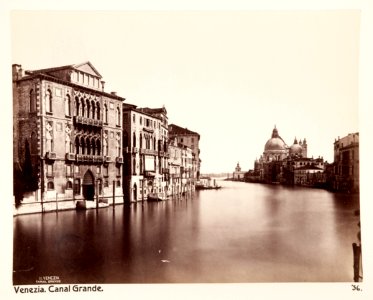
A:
[262,126,307,162]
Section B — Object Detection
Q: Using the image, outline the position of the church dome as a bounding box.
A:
[264,127,287,151]
[289,138,303,155]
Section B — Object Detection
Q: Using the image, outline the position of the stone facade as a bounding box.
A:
[332,133,359,192]
[168,124,201,180]
[122,104,170,201]
[13,62,124,214]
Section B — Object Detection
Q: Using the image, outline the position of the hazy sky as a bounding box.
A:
[11,10,360,173]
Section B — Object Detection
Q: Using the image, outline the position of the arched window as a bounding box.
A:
[96,103,100,120]
[133,132,136,147]
[65,94,71,116]
[47,181,54,190]
[30,89,36,112]
[86,99,90,118]
[45,89,52,113]
[133,157,136,175]
[86,137,91,155]
[104,104,108,123]
[91,101,96,120]
[80,98,85,117]
[91,138,96,155]
[116,107,121,126]
[75,97,79,115]
[81,137,85,154]
[66,181,73,189]
[96,139,101,156]
[75,136,80,154]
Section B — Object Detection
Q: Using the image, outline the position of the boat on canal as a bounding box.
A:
[147,192,168,201]
[195,177,222,190]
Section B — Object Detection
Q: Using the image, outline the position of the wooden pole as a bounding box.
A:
[113,180,116,207]
[96,180,99,209]
[353,243,361,282]
[55,193,58,212]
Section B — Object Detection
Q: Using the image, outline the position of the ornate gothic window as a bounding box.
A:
[65,94,71,116]
[96,103,100,120]
[75,97,79,115]
[91,100,96,120]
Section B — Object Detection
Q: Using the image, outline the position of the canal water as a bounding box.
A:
[13,180,360,284]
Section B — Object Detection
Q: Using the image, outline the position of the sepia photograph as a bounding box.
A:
[1,0,373,299]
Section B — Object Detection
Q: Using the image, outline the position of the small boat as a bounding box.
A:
[195,185,222,190]
[195,177,222,190]
[148,192,168,201]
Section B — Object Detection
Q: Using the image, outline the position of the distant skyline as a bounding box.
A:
[11,10,360,173]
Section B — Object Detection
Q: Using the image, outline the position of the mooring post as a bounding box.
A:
[113,180,116,207]
[96,180,99,209]
[352,243,361,282]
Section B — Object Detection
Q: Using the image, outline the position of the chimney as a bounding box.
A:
[111,91,117,96]
[12,64,23,81]
[101,80,105,92]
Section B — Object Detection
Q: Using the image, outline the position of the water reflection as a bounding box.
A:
[13,180,360,283]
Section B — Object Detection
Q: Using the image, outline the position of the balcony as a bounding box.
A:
[74,116,103,127]
[116,157,123,164]
[159,150,164,157]
[45,152,57,160]
[94,156,104,163]
[162,168,170,174]
[65,153,75,161]
[132,147,138,154]
[143,127,154,133]
[104,156,111,162]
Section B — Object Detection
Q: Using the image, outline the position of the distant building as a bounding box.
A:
[13,62,124,213]
[332,133,359,192]
[255,126,324,186]
[233,162,246,180]
[168,124,201,180]
[122,104,169,201]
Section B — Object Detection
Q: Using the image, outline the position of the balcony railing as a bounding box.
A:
[74,116,103,127]
[104,156,111,162]
[45,152,57,160]
[132,147,138,154]
[65,153,75,161]
[116,157,123,164]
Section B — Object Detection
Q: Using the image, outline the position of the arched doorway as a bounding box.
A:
[82,170,95,200]
[133,183,137,201]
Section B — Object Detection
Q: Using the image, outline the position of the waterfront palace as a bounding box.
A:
[12,62,201,215]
